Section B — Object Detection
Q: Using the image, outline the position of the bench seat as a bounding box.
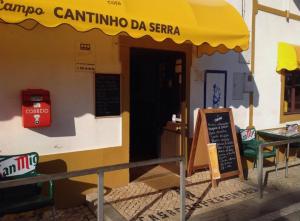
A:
[0,192,53,215]
[0,152,55,217]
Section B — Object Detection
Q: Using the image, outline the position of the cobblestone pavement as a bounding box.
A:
[247,158,300,193]
[189,159,300,221]
[0,205,96,221]
[103,168,258,221]
[2,159,300,221]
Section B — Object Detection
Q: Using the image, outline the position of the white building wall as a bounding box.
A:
[258,0,300,15]
[190,52,250,134]
[0,23,122,155]
[191,0,300,133]
[3,0,299,155]
[258,0,287,10]
[190,0,252,135]
[254,1,300,129]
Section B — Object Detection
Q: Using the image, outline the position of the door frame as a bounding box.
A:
[119,36,192,162]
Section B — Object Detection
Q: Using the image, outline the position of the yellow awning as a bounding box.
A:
[0,0,249,54]
[277,42,300,72]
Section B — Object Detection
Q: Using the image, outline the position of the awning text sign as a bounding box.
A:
[53,7,180,35]
[0,0,249,51]
[0,0,180,35]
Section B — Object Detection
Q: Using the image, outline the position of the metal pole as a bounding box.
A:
[180,158,186,221]
[258,143,263,198]
[285,143,290,178]
[98,170,104,221]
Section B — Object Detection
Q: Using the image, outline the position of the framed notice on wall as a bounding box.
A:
[204,70,227,108]
[95,73,120,117]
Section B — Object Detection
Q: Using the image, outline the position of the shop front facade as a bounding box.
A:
[0,0,252,207]
[194,0,300,130]
[253,0,300,128]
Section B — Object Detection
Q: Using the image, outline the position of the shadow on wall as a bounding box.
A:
[0,77,94,137]
[190,51,259,127]
[30,114,76,137]
[294,0,300,10]
[38,159,97,208]
[0,24,101,137]
[0,89,80,137]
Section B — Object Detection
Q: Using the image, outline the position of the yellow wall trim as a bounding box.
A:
[249,0,258,127]
[255,2,300,123]
[251,1,300,126]
[39,146,129,208]
[257,2,300,21]
[279,73,300,123]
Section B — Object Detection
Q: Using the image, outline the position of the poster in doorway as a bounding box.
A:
[204,70,227,108]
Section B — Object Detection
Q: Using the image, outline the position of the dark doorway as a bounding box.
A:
[130,48,185,179]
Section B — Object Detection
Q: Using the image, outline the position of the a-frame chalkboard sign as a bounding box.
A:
[188,108,244,187]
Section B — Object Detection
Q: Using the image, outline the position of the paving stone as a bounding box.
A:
[0,205,96,221]
[93,167,258,221]
[5,159,300,221]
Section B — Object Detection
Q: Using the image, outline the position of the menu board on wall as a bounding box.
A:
[95,74,120,117]
[188,108,243,187]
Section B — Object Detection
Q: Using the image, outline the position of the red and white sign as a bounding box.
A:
[21,89,51,128]
[240,129,256,141]
[0,152,38,178]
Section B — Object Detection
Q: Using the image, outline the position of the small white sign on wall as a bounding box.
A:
[75,41,96,72]
[75,63,96,72]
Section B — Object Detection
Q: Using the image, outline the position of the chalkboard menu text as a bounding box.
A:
[206,112,238,174]
[95,74,120,117]
[188,108,243,186]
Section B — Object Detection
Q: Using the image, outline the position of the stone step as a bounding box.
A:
[85,188,127,221]
[85,188,98,203]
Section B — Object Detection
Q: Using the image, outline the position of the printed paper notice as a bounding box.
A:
[208,143,221,180]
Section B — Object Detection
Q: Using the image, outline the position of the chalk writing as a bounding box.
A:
[206,112,238,173]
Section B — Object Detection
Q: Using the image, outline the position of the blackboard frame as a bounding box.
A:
[95,73,121,117]
[188,108,243,187]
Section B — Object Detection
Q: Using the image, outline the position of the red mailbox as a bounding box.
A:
[21,89,51,128]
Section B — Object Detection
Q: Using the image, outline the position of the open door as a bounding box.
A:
[130,48,186,179]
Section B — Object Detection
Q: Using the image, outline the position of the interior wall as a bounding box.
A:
[0,22,122,155]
